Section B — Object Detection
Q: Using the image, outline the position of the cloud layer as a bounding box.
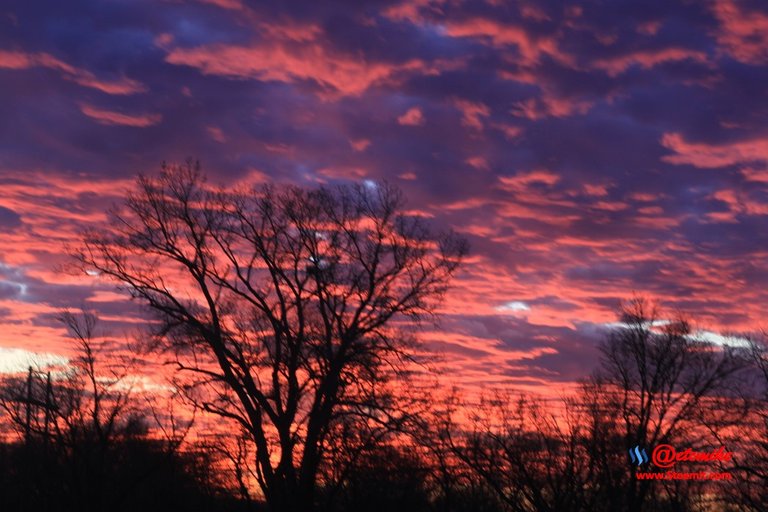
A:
[1,0,767,394]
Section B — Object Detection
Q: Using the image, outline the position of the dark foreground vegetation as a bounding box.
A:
[1,167,767,511]
[0,435,254,512]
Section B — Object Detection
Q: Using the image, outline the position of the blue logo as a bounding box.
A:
[629,445,649,466]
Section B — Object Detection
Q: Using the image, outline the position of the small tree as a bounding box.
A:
[75,163,466,511]
[0,310,203,512]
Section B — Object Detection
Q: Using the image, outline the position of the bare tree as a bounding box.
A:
[728,333,768,511]
[74,163,467,511]
[438,392,595,512]
[0,310,134,450]
[0,310,151,511]
[585,298,747,512]
[440,299,749,512]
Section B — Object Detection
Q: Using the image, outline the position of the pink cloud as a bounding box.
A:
[0,170,135,269]
[420,331,558,366]
[0,50,146,95]
[465,156,489,170]
[398,106,425,126]
[233,168,271,187]
[198,0,245,10]
[637,20,663,36]
[661,132,768,169]
[207,126,227,143]
[86,290,132,303]
[492,123,522,139]
[740,167,768,183]
[382,0,439,23]
[704,187,768,222]
[711,0,768,64]
[511,95,592,120]
[452,98,490,130]
[519,4,550,22]
[499,68,593,119]
[498,170,561,189]
[349,138,371,151]
[315,166,368,181]
[443,18,572,67]
[165,41,427,96]
[582,184,610,197]
[592,47,710,76]
[80,103,162,127]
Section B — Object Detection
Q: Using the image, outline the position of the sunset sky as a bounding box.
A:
[1,0,767,394]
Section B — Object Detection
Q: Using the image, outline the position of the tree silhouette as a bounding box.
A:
[590,298,746,512]
[0,310,137,510]
[74,163,467,511]
[437,393,596,512]
[0,310,231,512]
[440,299,749,512]
[729,333,768,511]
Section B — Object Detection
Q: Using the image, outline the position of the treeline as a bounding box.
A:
[0,428,249,512]
[314,299,768,512]
[1,299,766,512]
[0,311,252,512]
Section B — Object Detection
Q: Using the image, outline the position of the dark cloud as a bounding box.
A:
[0,206,21,231]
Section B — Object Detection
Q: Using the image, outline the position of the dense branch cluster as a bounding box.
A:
[74,164,467,511]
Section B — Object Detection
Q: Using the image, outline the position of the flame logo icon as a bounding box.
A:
[628,445,649,466]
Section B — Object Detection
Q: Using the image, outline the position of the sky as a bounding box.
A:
[0,0,767,395]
